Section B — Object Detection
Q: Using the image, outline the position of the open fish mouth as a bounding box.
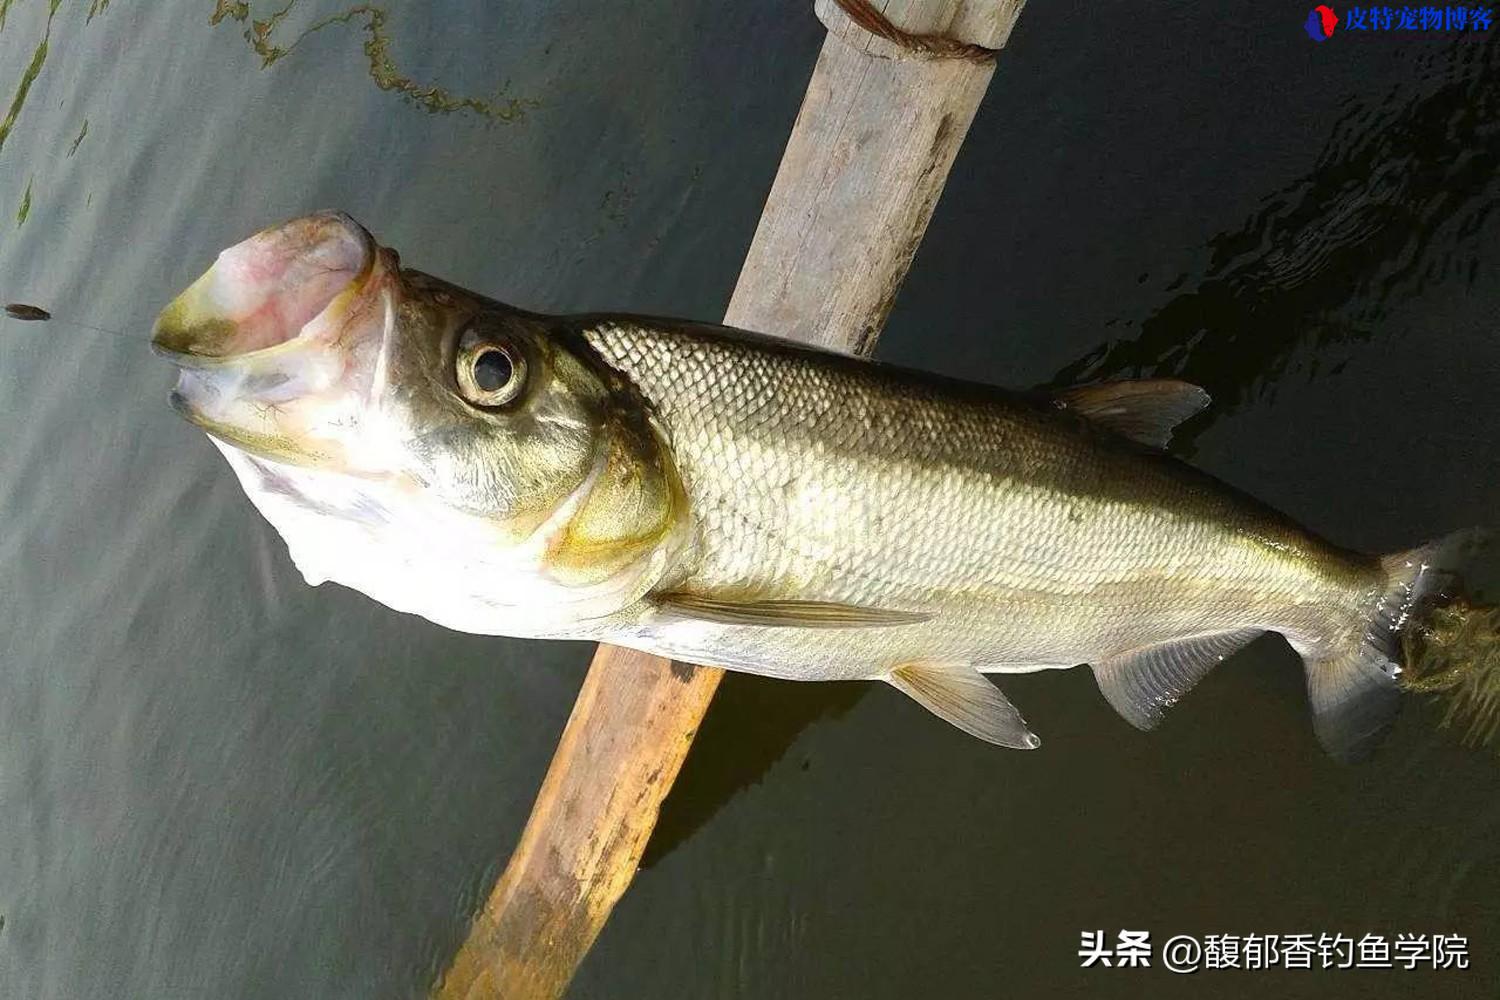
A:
[151,210,378,366]
[152,211,399,467]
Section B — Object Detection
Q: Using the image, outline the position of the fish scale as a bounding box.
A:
[580,320,1372,680]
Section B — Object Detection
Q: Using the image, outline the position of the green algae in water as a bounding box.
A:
[67,118,87,156]
[1402,600,1500,749]
[0,18,54,156]
[210,1,535,122]
[15,177,30,226]
[0,0,63,158]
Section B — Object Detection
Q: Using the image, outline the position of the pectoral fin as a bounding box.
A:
[1090,629,1263,730]
[887,661,1040,749]
[657,593,931,629]
[1055,379,1210,449]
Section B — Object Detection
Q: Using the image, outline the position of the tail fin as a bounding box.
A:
[1306,530,1482,762]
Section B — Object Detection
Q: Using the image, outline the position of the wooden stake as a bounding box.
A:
[434,3,1026,996]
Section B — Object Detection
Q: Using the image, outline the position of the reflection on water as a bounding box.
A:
[648,31,1500,866]
[210,0,535,121]
[641,677,866,868]
[1051,33,1498,441]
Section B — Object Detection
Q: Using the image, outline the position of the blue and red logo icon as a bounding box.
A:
[1305,4,1340,38]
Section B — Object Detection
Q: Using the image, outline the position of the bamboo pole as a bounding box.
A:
[434,3,1025,997]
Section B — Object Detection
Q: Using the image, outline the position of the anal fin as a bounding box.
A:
[888,661,1040,749]
[1091,629,1263,731]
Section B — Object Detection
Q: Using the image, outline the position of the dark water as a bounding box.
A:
[1,2,1497,997]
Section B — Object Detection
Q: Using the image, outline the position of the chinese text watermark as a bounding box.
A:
[1079,930,1470,973]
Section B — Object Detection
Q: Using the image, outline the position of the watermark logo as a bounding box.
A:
[1305,4,1340,39]
[1079,929,1471,974]
[1305,5,1495,37]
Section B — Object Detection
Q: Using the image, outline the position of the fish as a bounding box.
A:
[4,303,51,321]
[151,211,1476,760]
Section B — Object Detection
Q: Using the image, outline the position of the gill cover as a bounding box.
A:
[403,307,691,596]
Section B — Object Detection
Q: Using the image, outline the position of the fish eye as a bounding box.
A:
[473,348,512,391]
[456,339,526,408]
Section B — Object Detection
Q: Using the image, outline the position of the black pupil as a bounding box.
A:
[473,349,513,393]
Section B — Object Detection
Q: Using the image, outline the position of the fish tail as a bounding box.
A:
[1305,529,1486,761]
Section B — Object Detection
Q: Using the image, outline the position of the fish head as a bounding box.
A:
[153,211,688,634]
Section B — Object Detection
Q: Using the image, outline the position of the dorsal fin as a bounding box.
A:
[1055,379,1210,448]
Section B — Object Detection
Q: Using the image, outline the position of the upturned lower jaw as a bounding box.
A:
[151,210,377,365]
[153,213,400,468]
[157,296,363,440]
